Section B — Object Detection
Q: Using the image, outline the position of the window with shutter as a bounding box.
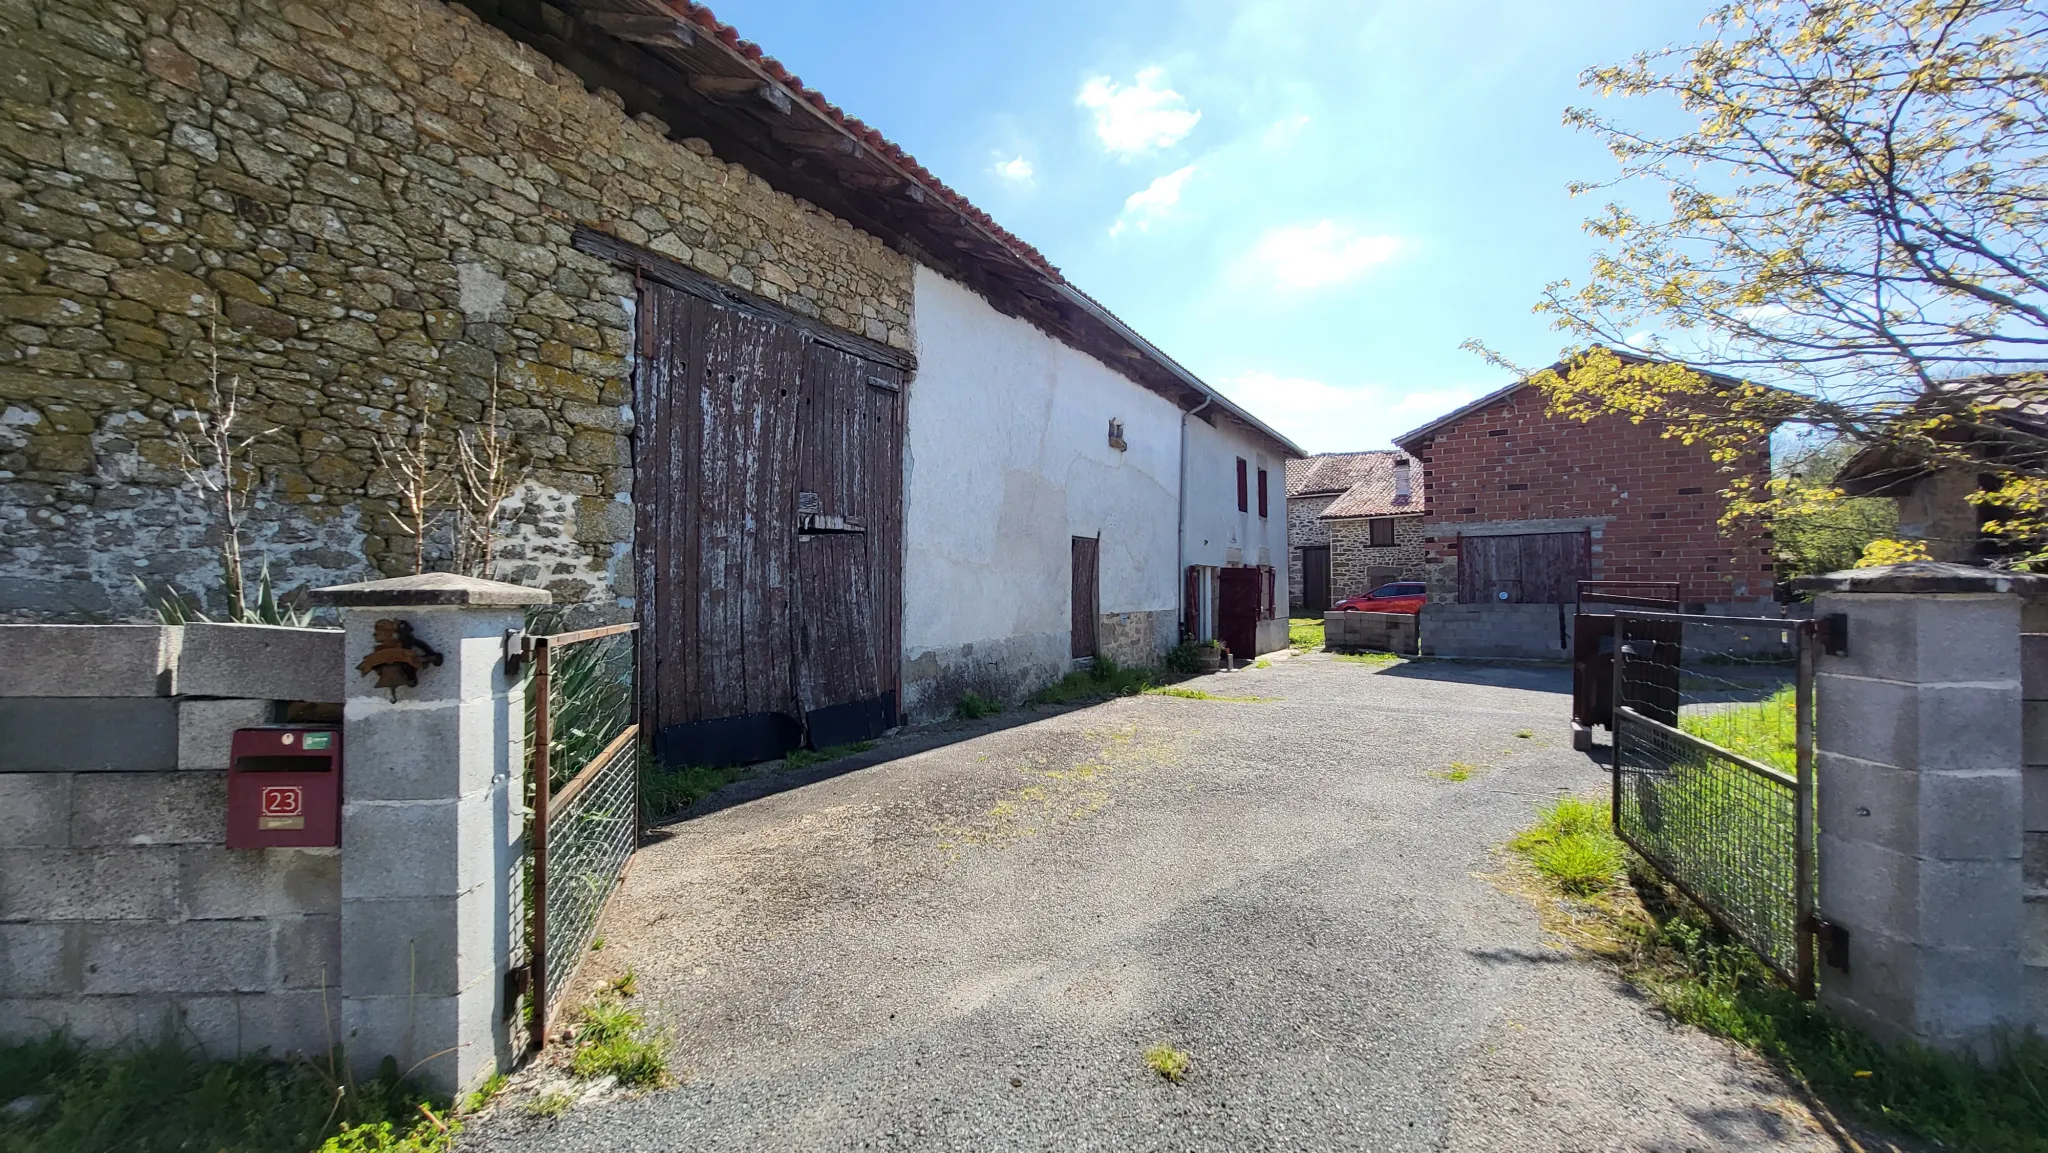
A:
[1257,468,1268,518]
[1236,458,1248,512]
[1369,518,1395,547]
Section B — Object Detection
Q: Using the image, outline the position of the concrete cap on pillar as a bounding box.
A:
[307,573,553,607]
[1795,560,2048,596]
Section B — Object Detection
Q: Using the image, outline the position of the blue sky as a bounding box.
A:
[708,0,1717,454]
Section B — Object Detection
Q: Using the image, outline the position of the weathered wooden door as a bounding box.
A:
[1218,567,1263,659]
[1300,546,1330,614]
[1071,536,1099,659]
[636,282,903,765]
[1457,532,1591,604]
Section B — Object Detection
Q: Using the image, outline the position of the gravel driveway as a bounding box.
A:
[466,652,1844,1152]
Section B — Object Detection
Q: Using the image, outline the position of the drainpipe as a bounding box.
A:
[1177,392,1213,640]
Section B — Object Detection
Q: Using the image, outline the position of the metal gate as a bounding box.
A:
[1611,610,1817,995]
[516,620,640,1049]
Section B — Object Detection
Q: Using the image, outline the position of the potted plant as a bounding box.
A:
[1195,639,1225,672]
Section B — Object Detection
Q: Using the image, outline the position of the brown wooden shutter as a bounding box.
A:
[1257,469,1268,518]
[1184,565,1201,641]
[1236,458,1248,512]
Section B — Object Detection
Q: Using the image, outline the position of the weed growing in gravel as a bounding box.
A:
[1253,658,1272,669]
[1514,729,1535,739]
[604,970,638,998]
[461,1072,508,1114]
[955,691,1002,719]
[783,741,876,769]
[638,754,748,825]
[1143,1043,1192,1083]
[1433,761,1476,782]
[525,1090,575,1120]
[1511,797,1622,894]
[1142,686,1272,702]
[1028,659,1163,705]
[567,995,669,1088]
[1332,651,1400,666]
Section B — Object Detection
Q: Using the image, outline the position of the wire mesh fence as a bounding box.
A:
[540,731,637,1008]
[519,618,640,1043]
[1613,612,1815,994]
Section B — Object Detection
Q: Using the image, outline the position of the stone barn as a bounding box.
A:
[0,0,1298,756]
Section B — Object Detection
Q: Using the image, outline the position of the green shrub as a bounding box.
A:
[1163,643,1204,674]
[1028,662,1162,705]
[638,753,745,824]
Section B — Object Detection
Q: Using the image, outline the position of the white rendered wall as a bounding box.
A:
[1183,414,1289,572]
[902,265,1181,715]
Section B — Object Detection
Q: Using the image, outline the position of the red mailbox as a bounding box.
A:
[226,726,342,849]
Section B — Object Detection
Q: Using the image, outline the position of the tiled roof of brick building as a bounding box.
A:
[1286,451,1420,519]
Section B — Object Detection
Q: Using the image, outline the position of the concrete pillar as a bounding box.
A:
[1804,561,2044,1054]
[308,574,549,1095]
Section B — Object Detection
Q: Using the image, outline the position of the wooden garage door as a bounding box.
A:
[636,281,904,766]
[1457,532,1590,604]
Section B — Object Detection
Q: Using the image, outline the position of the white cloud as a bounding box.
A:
[1216,372,1483,454]
[1110,165,1198,237]
[1077,67,1201,156]
[992,154,1034,184]
[1262,114,1311,149]
[1247,222,1401,290]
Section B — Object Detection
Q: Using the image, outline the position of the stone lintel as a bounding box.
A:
[310,573,552,608]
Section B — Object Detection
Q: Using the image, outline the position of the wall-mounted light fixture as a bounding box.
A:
[1108,418,1127,452]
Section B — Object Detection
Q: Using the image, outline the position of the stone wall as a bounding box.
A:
[0,0,912,621]
[1327,514,1425,601]
[1286,492,1334,610]
[0,622,343,1054]
[1404,386,1773,605]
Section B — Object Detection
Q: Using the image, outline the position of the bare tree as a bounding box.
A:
[375,418,447,577]
[452,369,517,580]
[173,323,280,616]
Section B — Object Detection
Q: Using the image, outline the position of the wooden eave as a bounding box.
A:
[469,0,1285,434]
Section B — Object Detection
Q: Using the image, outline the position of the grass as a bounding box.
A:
[1332,651,1401,666]
[1027,657,1167,705]
[1514,729,1535,739]
[566,996,668,1088]
[783,740,876,769]
[1507,799,2048,1152]
[638,757,749,825]
[1288,616,1324,652]
[1679,685,1798,773]
[0,1035,457,1153]
[1142,1043,1192,1083]
[955,691,1002,719]
[1509,796,1623,895]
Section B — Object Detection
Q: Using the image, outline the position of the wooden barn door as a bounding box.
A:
[1300,546,1330,613]
[1071,536,1100,659]
[636,282,903,766]
[1457,532,1591,604]
[1218,567,1262,659]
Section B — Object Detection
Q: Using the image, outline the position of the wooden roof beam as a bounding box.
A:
[688,73,794,114]
[583,10,696,47]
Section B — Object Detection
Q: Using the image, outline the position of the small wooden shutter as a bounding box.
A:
[1236,458,1248,512]
[1184,565,1202,640]
[1257,469,1269,518]
[1071,536,1099,658]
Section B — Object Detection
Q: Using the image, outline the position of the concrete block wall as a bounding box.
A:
[1418,603,1574,660]
[0,624,343,1055]
[1325,611,1418,655]
[2024,634,2048,1029]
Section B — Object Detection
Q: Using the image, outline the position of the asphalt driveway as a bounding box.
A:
[466,652,1842,1152]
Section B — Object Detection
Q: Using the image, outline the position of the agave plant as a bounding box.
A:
[134,562,314,627]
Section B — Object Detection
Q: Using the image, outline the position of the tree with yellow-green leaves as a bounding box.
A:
[1473,0,2048,566]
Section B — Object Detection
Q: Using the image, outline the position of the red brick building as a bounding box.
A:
[1393,376,1774,608]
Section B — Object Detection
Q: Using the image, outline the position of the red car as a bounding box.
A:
[1332,582,1427,615]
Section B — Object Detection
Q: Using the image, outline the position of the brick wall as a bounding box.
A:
[1328,514,1425,601]
[1285,493,1334,610]
[1403,387,1773,605]
[0,623,343,1054]
[0,0,912,621]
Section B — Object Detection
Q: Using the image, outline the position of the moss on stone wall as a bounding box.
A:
[0,0,911,619]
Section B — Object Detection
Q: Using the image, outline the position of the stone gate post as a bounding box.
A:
[1802,561,2041,1054]
[308,574,549,1095]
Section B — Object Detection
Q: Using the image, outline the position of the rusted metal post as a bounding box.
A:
[1794,619,1817,999]
[528,637,552,1052]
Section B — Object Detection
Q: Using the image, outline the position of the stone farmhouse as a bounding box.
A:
[0,0,1299,758]
[1393,372,1773,611]
[1284,450,1422,613]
